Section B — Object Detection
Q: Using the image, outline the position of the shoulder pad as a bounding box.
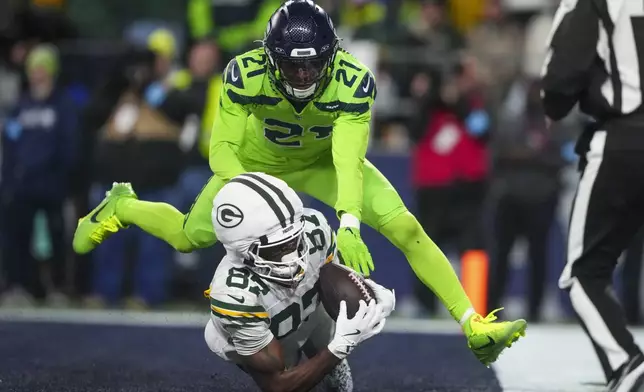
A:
[303,208,336,263]
[224,48,268,96]
[211,264,272,306]
[223,49,283,107]
[303,208,331,231]
[209,265,270,324]
[333,50,376,100]
[316,50,376,115]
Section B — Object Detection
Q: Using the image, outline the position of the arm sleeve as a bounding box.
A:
[541,0,600,121]
[209,59,250,181]
[332,72,376,221]
[229,324,274,356]
[209,291,274,357]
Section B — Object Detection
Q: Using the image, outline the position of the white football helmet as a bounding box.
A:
[212,172,308,285]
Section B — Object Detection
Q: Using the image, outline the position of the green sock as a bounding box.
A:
[116,198,194,252]
[381,212,474,324]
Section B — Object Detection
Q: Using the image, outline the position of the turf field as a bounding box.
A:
[0,309,619,391]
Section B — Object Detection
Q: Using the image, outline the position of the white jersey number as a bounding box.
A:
[304,214,326,254]
[269,282,320,339]
[225,267,271,296]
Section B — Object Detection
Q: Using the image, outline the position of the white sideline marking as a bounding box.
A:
[0,308,461,333]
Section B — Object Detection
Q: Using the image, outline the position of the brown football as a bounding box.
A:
[319,263,376,320]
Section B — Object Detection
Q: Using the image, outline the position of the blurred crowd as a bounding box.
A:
[0,0,638,322]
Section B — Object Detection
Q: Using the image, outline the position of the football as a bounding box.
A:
[319,263,376,320]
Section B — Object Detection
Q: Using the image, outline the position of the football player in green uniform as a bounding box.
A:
[73,0,525,366]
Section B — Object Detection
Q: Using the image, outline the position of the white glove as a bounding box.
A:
[328,299,386,360]
[364,279,396,318]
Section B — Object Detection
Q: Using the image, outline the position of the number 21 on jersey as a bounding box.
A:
[264,119,332,147]
[262,58,372,148]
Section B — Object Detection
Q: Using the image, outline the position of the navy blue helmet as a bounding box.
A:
[263,0,339,101]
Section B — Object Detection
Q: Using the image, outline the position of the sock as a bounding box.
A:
[116,198,195,252]
[380,212,475,324]
[322,359,353,392]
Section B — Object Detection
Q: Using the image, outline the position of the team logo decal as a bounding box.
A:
[216,204,244,228]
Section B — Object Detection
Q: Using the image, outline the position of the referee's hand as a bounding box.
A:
[545,116,554,130]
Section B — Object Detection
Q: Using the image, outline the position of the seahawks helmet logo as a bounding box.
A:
[216,204,244,228]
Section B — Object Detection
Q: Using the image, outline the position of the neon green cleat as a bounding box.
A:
[463,308,527,367]
[72,182,137,254]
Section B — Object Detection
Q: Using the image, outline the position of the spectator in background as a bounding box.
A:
[408,58,490,316]
[186,0,279,64]
[340,0,385,30]
[448,0,485,34]
[0,1,21,117]
[407,0,464,52]
[340,0,388,42]
[0,0,76,93]
[522,0,558,79]
[487,77,576,322]
[467,0,523,112]
[169,39,224,299]
[0,44,77,307]
[170,39,221,171]
[315,0,342,26]
[86,29,193,309]
[395,0,464,99]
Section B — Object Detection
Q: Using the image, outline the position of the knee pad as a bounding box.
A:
[321,358,353,392]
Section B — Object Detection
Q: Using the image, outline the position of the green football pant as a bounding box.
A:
[182,155,405,247]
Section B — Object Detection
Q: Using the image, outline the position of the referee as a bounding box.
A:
[542,0,644,391]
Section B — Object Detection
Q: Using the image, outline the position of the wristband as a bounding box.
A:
[339,213,360,229]
[327,338,352,359]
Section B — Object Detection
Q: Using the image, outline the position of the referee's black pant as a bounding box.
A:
[562,129,644,382]
[622,228,644,325]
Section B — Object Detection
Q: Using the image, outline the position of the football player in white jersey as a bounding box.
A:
[203,172,396,392]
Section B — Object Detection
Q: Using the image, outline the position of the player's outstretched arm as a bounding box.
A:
[332,107,370,222]
[242,300,385,392]
[242,339,339,392]
[332,72,376,276]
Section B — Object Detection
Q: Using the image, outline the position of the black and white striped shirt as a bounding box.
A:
[542,0,644,125]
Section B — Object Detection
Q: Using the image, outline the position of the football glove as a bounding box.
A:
[327,299,385,359]
[364,279,396,317]
[336,213,374,276]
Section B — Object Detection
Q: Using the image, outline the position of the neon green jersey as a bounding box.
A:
[209,47,376,220]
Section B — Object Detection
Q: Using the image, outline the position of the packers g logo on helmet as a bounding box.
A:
[216,204,244,228]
